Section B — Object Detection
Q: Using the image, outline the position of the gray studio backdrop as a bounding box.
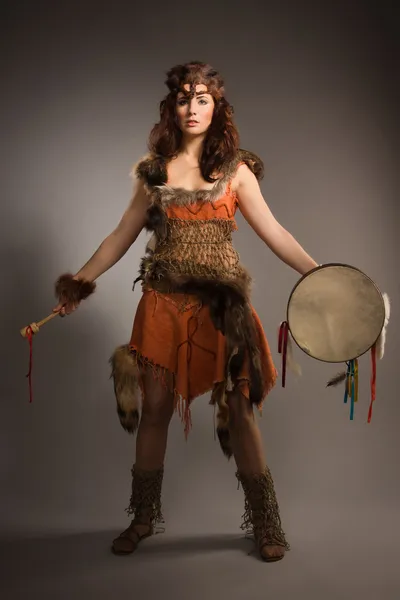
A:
[1,0,398,548]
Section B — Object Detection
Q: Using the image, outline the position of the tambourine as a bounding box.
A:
[278,263,391,422]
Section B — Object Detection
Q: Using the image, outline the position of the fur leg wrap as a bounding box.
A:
[236,466,290,551]
[126,464,164,528]
[109,345,142,434]
[55,272,96,303]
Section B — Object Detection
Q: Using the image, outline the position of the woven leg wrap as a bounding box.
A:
[236,465,290,551]
[125,464,164,528]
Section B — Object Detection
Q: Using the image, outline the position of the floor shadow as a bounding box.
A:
[0,530,255,581]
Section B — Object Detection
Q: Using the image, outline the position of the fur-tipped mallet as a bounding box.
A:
[19,273,96,338]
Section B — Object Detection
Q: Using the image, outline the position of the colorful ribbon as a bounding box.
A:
[343,358,358,420]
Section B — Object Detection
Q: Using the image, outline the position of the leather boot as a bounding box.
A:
[236,465,290,562]
[112,464,164,555]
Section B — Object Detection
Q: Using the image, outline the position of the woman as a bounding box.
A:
[54,61,318,562]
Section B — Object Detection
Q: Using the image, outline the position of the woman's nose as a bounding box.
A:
[188,100,197,115]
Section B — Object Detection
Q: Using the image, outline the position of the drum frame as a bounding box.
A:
[285,262,385,364]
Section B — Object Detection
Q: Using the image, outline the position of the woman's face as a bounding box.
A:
[175,83,215,136]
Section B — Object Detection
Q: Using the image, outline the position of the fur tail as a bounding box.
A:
[109,344,142,434]
[216,426,232,459]
[211,382,233,459]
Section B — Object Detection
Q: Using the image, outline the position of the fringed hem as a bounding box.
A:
[128,345,276,444]
[128,345,193,438]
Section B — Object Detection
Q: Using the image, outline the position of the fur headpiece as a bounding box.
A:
[165,61,226,100]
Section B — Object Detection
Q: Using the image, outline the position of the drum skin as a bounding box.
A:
[287,264,385,363]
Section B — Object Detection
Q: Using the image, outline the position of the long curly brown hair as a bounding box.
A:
[148,61,240,182]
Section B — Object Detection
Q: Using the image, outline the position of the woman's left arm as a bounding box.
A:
[235,164,319,276]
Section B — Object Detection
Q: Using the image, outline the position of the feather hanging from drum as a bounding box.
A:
[326,371,347,387]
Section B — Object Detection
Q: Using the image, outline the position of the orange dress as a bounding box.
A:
[125,151,278,445]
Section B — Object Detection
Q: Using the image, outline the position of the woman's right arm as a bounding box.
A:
[74,178,149,282]
[54,178,149,315]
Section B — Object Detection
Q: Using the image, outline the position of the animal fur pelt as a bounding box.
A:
[109,344,142,434]
[55,272,96,303]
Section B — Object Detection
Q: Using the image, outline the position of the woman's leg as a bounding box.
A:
[135,368,175,470]
[227,390,266,475]
[227,390,289,561]
[112,368,175,554]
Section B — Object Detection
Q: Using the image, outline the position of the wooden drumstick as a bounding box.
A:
[20,310,60,338]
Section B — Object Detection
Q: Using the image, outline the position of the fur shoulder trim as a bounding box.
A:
[130,149,264,184]
[130,153,168,187]
[236,149,264,180]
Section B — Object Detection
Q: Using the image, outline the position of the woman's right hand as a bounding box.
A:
[53,273,84,317]
[53,271,96,318]
[53,298,81,317]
